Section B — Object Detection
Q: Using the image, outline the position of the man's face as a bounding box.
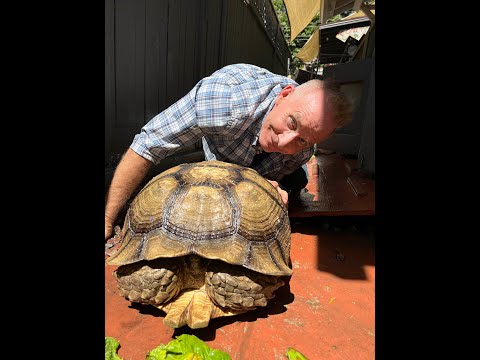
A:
[258,85,335,155]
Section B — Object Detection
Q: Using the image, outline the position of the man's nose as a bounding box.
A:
[277,131,298,147]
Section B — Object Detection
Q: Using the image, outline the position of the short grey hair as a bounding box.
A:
[297,78,353,128]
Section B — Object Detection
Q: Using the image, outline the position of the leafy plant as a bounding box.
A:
[106,334,309,360]
[286,347,309,360]
[145,334,231,360]
[105,337,123,360]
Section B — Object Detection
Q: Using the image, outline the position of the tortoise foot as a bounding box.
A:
[205,263,284,311]
[158,288,244,329]
[114,259,182,305]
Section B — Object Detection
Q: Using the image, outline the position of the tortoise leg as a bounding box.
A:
[204,261,285,311]
[113,258,183,306]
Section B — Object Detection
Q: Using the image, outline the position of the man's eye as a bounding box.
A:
[298,138,308,146]
[289,117,296,129]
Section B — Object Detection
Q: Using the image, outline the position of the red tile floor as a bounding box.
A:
[105,153,375,359]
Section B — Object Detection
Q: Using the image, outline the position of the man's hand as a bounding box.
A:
[267,180,289,206]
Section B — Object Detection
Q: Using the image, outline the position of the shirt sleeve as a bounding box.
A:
[130,82,206,164]
[130,71,243,164]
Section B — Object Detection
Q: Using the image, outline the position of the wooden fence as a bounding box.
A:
[105,0,290,167]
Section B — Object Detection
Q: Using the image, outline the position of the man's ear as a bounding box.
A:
[274,84,296,105]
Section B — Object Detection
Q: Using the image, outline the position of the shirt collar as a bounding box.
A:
[251,135,263,154]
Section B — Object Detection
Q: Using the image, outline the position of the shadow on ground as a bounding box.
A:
[290,216,375,280]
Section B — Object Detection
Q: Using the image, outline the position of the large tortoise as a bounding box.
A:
[106,160,292,329]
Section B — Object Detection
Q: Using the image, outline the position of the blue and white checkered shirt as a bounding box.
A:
[130,63,314,181]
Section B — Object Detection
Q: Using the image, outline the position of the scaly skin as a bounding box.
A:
[114,256,283,312]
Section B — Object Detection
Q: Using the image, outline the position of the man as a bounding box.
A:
[105,63,352,240]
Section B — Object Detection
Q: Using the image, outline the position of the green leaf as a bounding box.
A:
[146,344,168,360]
[146,334,231,360]
[286,347,309,360]
[105,336,123,360]
[183,354,203,360]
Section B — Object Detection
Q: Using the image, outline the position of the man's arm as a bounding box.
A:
[105,149,152,240]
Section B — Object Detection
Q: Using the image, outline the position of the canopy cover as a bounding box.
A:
[284,0,321,43]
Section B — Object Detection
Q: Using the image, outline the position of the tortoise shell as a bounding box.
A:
[107,160,292,276]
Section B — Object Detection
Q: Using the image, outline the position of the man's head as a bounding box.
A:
[258,78,352,154]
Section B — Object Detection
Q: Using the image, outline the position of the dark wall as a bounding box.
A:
[319,59,375,175]
[105,0,290,167]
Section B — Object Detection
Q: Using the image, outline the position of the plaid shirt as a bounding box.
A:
[130,63,314,181]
